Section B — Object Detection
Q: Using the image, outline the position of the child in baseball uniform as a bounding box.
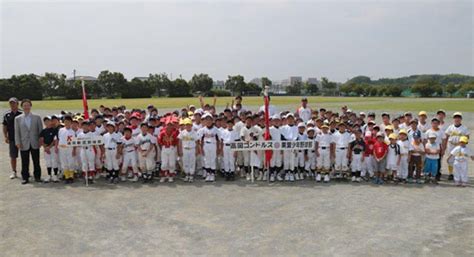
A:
[373,132,388,185]
[103,122,122,183]
[447,136,473,187]
[178,118,200,182]
[362,125,376,180]
[219,119,239,181]
[240,115,255,180]
[386,133,401,183]
[57,115,76,183]
[295,122,308,180]
[158,120,179,183]
[305,127,317,180]
[75,121,98,184]
[39,116,59,183]
[348,129,365,182]
[281,113,298,182]
[199,113,220,182]
[424,132,441,184]
[445,112,470,181]
[332,123,352,178]
[316,124,333,182]
[120,127,139,182]
[397,129,411,183]
[269,115,283,182]
[136,123,156,183]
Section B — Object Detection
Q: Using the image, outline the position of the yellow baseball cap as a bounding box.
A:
[459,136,468,144]
[385,125,394,131]
[399,129,408,135]
[321,124,329,129]
[183,118,192,125]
[388,133,398,140]
[418,111,427,116]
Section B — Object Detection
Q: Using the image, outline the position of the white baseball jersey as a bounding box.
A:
[103,132,122,148]
[332,131,352,148]
[316,133,333,147]
[121,136,137,152]
[445,124,470,145]
[58,127,75,145]
[220,129,239,144]
[425,142,440,159]
[136,133,156,151]
[199,126,220,145]
[296,106,312,122]
[426,128,447,145]
[281,124,298,141]
[450,146,471,162]
[178,129,199,148]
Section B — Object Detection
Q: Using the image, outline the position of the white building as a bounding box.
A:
[213,80,225,90]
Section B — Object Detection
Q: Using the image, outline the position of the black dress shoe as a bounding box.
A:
[21,180,29,185]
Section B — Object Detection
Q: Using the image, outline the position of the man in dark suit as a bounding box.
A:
[14,99,43,184]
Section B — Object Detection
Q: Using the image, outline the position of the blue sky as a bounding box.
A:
[1,0,472,82]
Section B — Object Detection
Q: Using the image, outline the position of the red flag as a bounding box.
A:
[81,80,89,120]
[264,93,272,167]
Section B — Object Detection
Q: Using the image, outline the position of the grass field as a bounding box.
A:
[1,96,473,112]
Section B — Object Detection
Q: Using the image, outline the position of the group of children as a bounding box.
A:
[35,100,472,187]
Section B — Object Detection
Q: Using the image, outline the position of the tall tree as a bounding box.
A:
[121,78,154,98]
[169,78,191,97]
[286,81,303,95]
[40,73,67,98]
[225,75,246,95]
[148,73,172,97]
[9,74,43,100]
[305,82,319,95]
[97,70,127,98]
[189,73,213,94]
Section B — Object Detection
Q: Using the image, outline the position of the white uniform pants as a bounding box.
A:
[203,143,217,170]
[398,155,409,179]
[271,150,282,168]
[351,153,363,172]
[105,149,120,170]
[250,150,262,168]
[242,151,250,167]
[122,151,139,174]
[335,148,348,171]
[59,146,74,171]
[44,149,58,169]
[296,151,306,168]
[454,161,468,183]
[138,149,156,173]
[362,155,375,177]
[182,147,196,175]
[305,150,317,171]
[80,147,96,172]
[283,150,296,171]
[222,145,235,172]
[161,146,176,173]
[317,148,330,171]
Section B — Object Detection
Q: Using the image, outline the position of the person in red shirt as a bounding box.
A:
[373,132,388,184]
[158,119,179,182]
[362,130,377,180]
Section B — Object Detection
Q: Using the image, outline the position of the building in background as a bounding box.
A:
[213,80,225,90]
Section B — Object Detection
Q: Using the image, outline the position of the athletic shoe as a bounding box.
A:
[168,177,174,183]
[263,171,269,181]
[356,177,362,182]
[184,175,189,182]
[284,173,290,181]
[289,173,295,182]
[246,173,251,181]
[270,174,275,182]
[351,176,356,182]
[52,175,59,183]
[10,171,17,179]
[130,176,138,182]
[120,176,127,182]
[316,174,321,182]
[210,174,215,182]
[44,175,52,183]
[448,174,454,181]
[276,175,283,181]
[256,172,263,181]
[160,177,166,183]
[323,174,330,183]
[294,173,300,180]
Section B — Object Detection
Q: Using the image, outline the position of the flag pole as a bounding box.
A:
[81,79,89,120]
[263,85,272,183]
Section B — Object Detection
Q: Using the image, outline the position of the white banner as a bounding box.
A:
[229,140,315,151]
[66,136,104,147]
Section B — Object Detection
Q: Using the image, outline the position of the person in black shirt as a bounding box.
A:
[348,129,366,182]
[2,97,23,179]
[39,116,59,183]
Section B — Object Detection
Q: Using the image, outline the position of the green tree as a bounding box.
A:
[121,78,154,98]
[261,77,272,88]
[385,85,403,97]
[305,82,319,95]
[286,81,303,95]
[40,73,67,98]
[411,77,442,97]
[9,74,43,100]
[148,73,172,97]
[189,73,213,95]
[0,79,14,101]
[169,78,191,97]
[346,75,371,85]
[458,81,474,96]
[225,75,246,95]
[97,70,127,98]
[445,83,458,97]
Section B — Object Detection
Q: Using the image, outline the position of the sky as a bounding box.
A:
[0,0,472,82]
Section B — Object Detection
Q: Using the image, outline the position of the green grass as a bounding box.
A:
[1,96,473,112]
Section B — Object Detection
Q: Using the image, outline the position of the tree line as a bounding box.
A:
[0,71,473,101]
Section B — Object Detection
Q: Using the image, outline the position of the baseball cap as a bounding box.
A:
[8,97,18,103]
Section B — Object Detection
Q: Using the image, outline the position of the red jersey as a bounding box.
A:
[364,136,376,156]
[373,141,388,159]
[158,129,179,148]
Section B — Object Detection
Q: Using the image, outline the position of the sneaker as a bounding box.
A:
[168,177,174,183]
[356,177,361,182]
[270,174,275,182]
[256,172,263,181]
[52,175,59,183]
[246,173,251,181]
[323,174,330,183]
[44,175,52,183]
[184,175,189,182]
[276,175,283,181]
[295,173,300,180]
[120,176,127,182]
[95,173,101,179]
[21,179,29,185]
[289,173,295,182]
[351,176,356,182]
[10,171,17,179]
[210,174,215,182]
[448,174,454,181]
[130,176,138,182]
[263,171,269,181]
[284,173,290,181]
[160,177,166,183]
[316,174,321,182]
[188,176,194,182]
